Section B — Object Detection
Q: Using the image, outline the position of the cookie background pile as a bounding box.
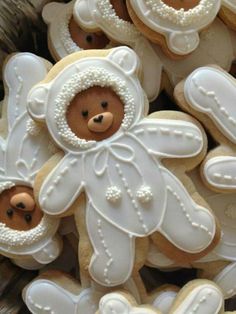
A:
[0,1,236,313]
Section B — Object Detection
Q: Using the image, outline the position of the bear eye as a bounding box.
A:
[86,35,93,43]
[101,101,108,108]
[81,110,89,117]
[24,213,32,223]
[6,208,13,217]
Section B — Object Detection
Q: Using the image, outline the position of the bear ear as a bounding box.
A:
[42,2,66,24]
[27,84,49,121]
[73,0,96,30]
[107,47,140,76]
[99,293,131,314]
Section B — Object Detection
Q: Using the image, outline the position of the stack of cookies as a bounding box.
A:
[0,1,236,313]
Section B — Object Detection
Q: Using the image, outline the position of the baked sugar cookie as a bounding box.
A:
[28,47,219,286]
[0,53,62,270]
[127,0,221,59]
[219,0,236,31]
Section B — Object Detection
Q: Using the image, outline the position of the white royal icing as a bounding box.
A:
[153,18,235,87]
[24,280,103,314]
[129,0,221,55]
[28,47,216,286]
[0,53,61,266]
[42,1,112,60]
[152,291,177,314]
[184,66,236,144]
[74,0,163,101]
[214,262,236,299]
[99,292,157,314]
[173,284,223,314]
[204,156,236,190]
[222,0,236,13]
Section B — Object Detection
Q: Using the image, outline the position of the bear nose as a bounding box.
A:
[10,193,35,212]
[93,115,104,123]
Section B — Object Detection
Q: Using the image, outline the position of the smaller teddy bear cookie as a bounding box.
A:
[42,1,112,61]
[174,66,236,193]
[219,0,236,31]
[0,53,62,270]
[28,47,220,287]
[73,0,163,101]
[126,0,221,59]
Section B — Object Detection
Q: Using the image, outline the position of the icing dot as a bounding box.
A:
[136,185,153,203]
[106,186,122,203]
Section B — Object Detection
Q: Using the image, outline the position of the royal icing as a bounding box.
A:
[0,53,61,268]
[214,262,236,299]
[222,0,236,13]
[42,1,112,60]
[129,0,221,55]
[204,156,236,190]
[152,18,235,87]
[152,291,177,314]
[73,0,163,101]
[24,280,103,314]
[28,47,216,286]
[172,284,223,314]
[98,292,157,314]
[184,67,236,144]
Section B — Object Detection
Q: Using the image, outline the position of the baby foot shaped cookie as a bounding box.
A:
[28,47,219,286]
[220,0,236,31]
[126,0,221,59]
[73,0,163,101]
[42,1,112,61]
[175,66,236,193]
[0,53,62,269]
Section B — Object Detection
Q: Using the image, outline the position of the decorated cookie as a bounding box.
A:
[219,0,236,31]
[97,280,226,314]
[73,0,163,101]
[146,167,236,300]
[27,47,220,287]
[42,1,112,61]
[152,18,236,89]
[23,270,141,314]
[174,66,236,193]
[0,53,62,269]
[126,0,221,59]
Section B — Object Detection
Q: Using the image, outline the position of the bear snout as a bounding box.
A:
[88,112,114,133]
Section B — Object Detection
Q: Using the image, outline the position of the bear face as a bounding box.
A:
[0,186,43,231]
[69,18,110,50]
[161,0,201,10]
[110,0,133,23]
[66,86,125,142]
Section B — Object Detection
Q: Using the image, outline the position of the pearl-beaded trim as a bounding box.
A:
[54,67,136,150]
[144,0,216,26]
[59,11,81,55]
[96,0,140,40]
[0,181,15,194]
[0,215,57,247]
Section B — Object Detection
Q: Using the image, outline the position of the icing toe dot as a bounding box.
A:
[136,185,153,203]
[106,186,122,203]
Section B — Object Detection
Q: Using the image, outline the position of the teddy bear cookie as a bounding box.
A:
[126,0,221,59]
[73,0,163,101]
[0,52,62,270]
[219,0,236,31]
[42,1,112,61]
[27,47,220,287]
